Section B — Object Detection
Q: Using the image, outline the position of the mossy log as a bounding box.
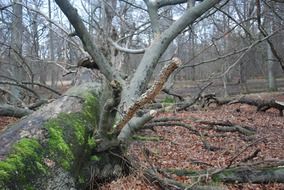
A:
[212,166,284,183]
[164,163,284,184]
[0,82,105,189]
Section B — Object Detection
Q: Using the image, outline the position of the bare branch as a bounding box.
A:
[0,81,40,99]
[0,87,27,107]
[15,2,84,53]
[117,110,157,141]
[144,0,160,36]
[108,38,145,54]
[156,0,188,8]
[0,104,32,118]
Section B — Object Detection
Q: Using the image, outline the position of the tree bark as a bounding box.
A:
[0,82,103,189]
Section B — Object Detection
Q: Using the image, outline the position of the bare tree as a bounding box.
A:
[0,0,222,189]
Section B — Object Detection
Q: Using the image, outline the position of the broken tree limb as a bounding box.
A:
[115,57,181,131]
[145,168,225,190]
[117,110,158,141]
[176,82,213,111]
[206,96,284,116]
[196,120,256,136]
[227,138,264,168]
[144,121,199,135]
[162,88,185,101]
[163,160,284,184]
[231,97,284,116]
[0,104,33,118]
[212,166,284,183]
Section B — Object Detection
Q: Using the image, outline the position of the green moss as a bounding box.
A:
[45,120,74,170]
[212,169,234,182]
[43,92,99,170]
[82,92,99,126]
[0,138,47,189]
[161,96,175,104]
[87,136,96,149]
[0,92,100,189]
[90,155,100,161]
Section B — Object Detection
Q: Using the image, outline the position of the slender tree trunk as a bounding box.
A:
[267,33,277,91]
[188,0,196,81]
[48,0,56,88]
[9,0,23,103]
[240,61,248,94]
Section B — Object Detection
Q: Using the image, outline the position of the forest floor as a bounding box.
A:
[0,92,284,189]
[101,92,284,190]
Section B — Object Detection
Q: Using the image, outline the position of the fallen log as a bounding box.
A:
[212,166,284,183]
[163,161,284,184]
[231,97,284,116]
[0,82,103,189]
[0,104,33,118]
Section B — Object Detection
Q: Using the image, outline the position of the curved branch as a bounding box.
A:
[21,82,61,96]
[108,38,145,54]
[0,81,40,99]
[156,0,188,8]
[0,87,27,107]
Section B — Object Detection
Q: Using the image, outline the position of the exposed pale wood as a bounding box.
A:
[115,57,181,131]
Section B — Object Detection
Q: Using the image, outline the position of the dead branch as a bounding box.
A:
[162,88,184,101]
[241,148,261,163]
[0,81,40,99]
[176,82,213,111]
[199,132,222,152]
[115,57,181,131]
[162,160,284,184]
[144,121,199,135]
[144,168,224,190]
[0,104,33,118]
[230,97,284,116]
[196,120,256,136]
[227,138,264,168]
[21,81,61,96]
[151,117,183,123]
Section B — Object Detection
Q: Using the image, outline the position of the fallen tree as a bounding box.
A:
[0,82,102,189]
[146,160,284,189]
[168,93,284,116]
[7,0,284,189]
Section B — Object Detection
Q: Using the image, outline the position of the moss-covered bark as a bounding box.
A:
[0,85,100,190]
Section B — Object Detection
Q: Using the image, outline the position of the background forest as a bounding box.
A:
[0,0,283,102]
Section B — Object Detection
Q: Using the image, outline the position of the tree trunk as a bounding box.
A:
[48,0,57,88]
[0,81,126,189]
[9,0,23,103]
